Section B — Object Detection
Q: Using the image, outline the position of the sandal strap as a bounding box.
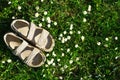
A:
[24,48,40,64]
[15,41,28,56]
[27,22,37,40]
[37,29,49,48]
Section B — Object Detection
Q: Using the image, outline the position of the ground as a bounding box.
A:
[0,0,120,80]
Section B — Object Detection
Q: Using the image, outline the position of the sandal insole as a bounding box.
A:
[17,27,29,36]
[14,21,29,36]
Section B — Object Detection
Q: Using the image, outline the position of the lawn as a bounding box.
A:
[0,0,120,80]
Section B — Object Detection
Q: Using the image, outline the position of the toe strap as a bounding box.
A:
[27,22,37,41]
[24,48,45,67]
[14,41,28,56]
[37,29,49,48]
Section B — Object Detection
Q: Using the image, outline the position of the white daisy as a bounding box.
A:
[64,38,68,42]
[57,59,60,62]
[83,18,87,22]
[51,1,53,4]
[75,44,79,48]
[44,11,48,15]
[47,19,51,23]
[35,6,39,10]
[52,63,56,66]
[18,6,21,10]
[35,12,39,17]
[88,5,92,12]
[45,64,48,67]
[46,17,50,21]
[69,60,73,64]
[7,59,12,63]
[60,67,64,72]
[46,17,51,23]
[43,74,46,77]
[62,53,65,56]
[80,77,83,80]
[59,76,63,80]
[115,47,118,50]
[51,59,54,62]
[83,11,87,15]
[115,36,118,40]
[67,48,70,52]
[8,1,11,4]
[78,31,81,34]
[58,63,61,66]
[70,24,73,30]
[47,24,51,28]
[97,42,101,46]
[76,57,79,61]
[39,23,42,27]
[105,44,108,47]
[115,56,119,59]
[58,37,61,40]
[12,16,15,19]
[53,70,55,74]
[61,37,65,43]
[63,31,67,35]
[42,17,45,21]
[61,48,63,51]
[41,0,44,2]
[46,53,49,57]
[2,61,5,64]
[47,59,54,65]
[81,36,85,41]
[52,51,56,57]
[67,36,71,40]
[64,65,68,69]
[54,22,57,26]
[105,38,109,41]
[69,31,73,34]
[60,33,63,37]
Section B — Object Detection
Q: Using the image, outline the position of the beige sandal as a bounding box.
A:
[11,19,55,52]
[4,32,46,67]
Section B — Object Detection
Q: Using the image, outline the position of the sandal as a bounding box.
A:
[4,32,46,67]
[11,19,55,52]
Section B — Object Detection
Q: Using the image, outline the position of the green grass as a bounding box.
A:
[0,0,120,80]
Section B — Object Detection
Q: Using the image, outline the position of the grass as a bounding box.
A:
[0,0,120,80]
